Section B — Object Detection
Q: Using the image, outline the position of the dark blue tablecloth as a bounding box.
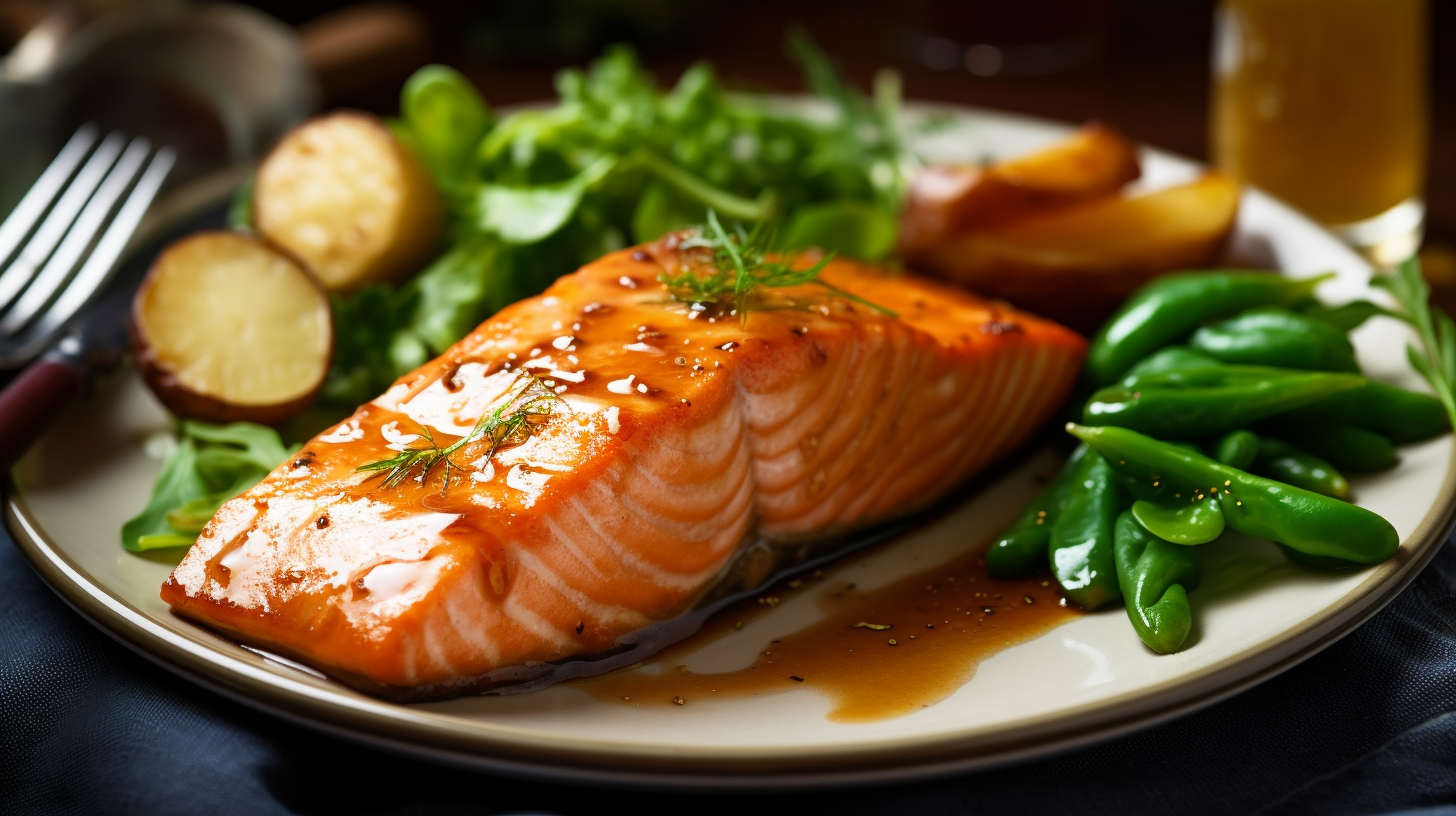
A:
[5,521,1456,816]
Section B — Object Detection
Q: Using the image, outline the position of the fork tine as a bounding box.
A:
[3,146,176,363]
[0,137,153,336]
[0,125,98,268]
[0,131,124,311]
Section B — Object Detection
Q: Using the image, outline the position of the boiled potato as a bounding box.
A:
[905,173,1240,331]
[132,232,333,425]
[898,122,1141,250]
[253,111,443,292]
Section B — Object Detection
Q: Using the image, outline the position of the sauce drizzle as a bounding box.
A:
[573,548,1077,722]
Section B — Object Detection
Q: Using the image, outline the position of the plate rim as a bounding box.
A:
[6,100,1455,787]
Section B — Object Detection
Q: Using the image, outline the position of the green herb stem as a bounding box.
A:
[659,210,897,325]
[631,149,778,223]
[357,372,562,494]
[1372,257,1456,431]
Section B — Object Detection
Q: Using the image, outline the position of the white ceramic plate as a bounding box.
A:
[7,102,1454,788]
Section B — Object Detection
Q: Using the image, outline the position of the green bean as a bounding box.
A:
[1252,436,1349,499]
[1313,382,1449,444]
[1084,369,1365,438]
[1213,429,1260,470]
[1259,410,1398,472]
[1131,497,1225,545]
[1067,423,1399,564]
[1085,271,1333,387]
[1114,510,1201,654]
[1189,308,1360,372]
[1048,449,1124,610]
[986,445,1089,578]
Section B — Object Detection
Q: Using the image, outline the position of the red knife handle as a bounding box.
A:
[0,357,83,474]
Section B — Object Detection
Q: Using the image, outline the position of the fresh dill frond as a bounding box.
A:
[658,210,897,324]
[1372,257,1456,429]
[357,372,563,494]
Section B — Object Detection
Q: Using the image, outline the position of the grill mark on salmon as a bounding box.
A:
[161,238,1086,699]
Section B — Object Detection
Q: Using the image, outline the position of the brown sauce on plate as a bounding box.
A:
[573,548,1078,722]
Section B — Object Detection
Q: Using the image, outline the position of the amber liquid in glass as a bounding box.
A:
[1212,0,1428,229]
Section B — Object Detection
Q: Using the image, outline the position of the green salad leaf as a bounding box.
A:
[321,37,910,406]
[124,35,919,557]
[476,154,619,243]
[781,200,899,260]
[122,422,298,551]
[397,64,492,194]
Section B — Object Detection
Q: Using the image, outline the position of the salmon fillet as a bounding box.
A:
[161,235,1086,700]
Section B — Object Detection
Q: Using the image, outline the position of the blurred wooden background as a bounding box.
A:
[244,0,1456,276]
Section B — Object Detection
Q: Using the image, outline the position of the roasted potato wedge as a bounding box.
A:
[905,172,1241,331]
[253,111,443,292]
[899,122,1142,250]
[132,232,333,425]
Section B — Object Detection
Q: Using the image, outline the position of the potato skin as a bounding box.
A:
[253,111,444,293]
[904,173,1240,333]
[898,122,1142,251]
[131,231,333,426]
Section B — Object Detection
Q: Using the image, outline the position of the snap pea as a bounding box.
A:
[1086,271,1333,387]
[1048,449,1124,610]
[1121,346,1220,383]
[1120,361,1342,389]
[1259,410,1398,472]
[1084,369,1365,438]
[1252,436,1349,499]
[1067,424,1399,564]
[1313,382,1449,444]
[986,445,1089,578]
[1213,429,1260,470]
[1123,359,1448,445]
[1189,308,1361,372]
[1277,543,1365,570]
[1131,496,1225,545]
[1113,510,1201,654]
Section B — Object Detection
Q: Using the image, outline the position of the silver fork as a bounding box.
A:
[0,125,175,368]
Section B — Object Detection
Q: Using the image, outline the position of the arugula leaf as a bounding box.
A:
[781,200,898,260]
[632,182,701,244]
[329,38,908,405]
[122,422,297,551]
[122,437,207,551]
[409,235,509,353]
[324,284,421,407]
[476,154,617,243]
[398,64,492,193]
[1372,257,1456,429]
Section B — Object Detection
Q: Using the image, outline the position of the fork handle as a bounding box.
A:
[0,355,83,474]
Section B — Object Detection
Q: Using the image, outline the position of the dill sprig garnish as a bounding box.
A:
[1372,257,1456,429]
[356,372,563,494]
[658,210,898,324]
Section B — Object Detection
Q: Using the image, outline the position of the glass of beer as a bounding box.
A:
[1211,0,1428,267]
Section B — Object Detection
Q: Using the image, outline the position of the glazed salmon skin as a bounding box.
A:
[162,234,1087,700]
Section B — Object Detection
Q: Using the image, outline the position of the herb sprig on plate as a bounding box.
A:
[1372,257,1456,428]
[357,372,562,494]
[659,211,898,323]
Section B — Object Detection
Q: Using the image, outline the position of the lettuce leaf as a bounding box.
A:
[121,422,297,551]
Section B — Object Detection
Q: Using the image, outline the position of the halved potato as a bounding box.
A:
[132,231,333,425]
[898,122,1142,250]
[253,111,443,292]
[905,172,1241,331]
